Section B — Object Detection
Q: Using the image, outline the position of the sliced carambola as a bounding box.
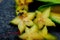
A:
[10,16,20,25]
[26,37,33,40]
[17,18,37,34]
[34,11,44,29]
[30,24,39,33]
[15,0,33,5]
[18,20,26,34]
[15,0,33,15]
[42,7,51,18]
[10,12,35,25]
[19,24,40,40]
[45,34,57,40]
[44,18,56,26]
[26,12,36,20]
[34,17,45,29]
[23,18,34,26]
[39,26,48,36]
[34,7,55,28]
[42,7,55,26]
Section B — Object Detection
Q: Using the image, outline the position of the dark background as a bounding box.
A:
[0,0,60,40]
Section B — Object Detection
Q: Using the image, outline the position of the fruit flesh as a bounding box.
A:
[10,5,57,40]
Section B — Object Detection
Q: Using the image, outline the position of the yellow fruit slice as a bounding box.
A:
[42,7,51,18]
[44,18,56,26]
[26,12,35,20]
[19,33,28,39]
[41,26,48,35]
[18,21,26,33]
[45,34,57,40]
[10,16,20,25]
[23,18,34,26]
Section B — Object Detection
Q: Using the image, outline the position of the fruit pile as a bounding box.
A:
[10,0,59,40]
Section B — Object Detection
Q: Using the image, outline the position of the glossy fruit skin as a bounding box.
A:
[38,4,60,12]
[37,0,60,3]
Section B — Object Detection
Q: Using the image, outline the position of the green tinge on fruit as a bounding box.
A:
[42,7,51,18]
[38,4,60,12]
[10,16,20,25]
[38,4,60,24]
[45,34,57,40]
[50,17,60,24]
[38,7,51,18]
[44,18,56,26]
[37,0,60,3]
[38,4,52,12]
[41,26,48,35]
[50,12,60,24]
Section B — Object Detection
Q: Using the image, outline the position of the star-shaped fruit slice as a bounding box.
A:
[34,7,55,29]
[10,16,21,25]
[18,20,26,34]
[10,12,35,25]
[19,24,44,40]
[15,0,33,13]
[19,25,57,40]
[18,18,36,34]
